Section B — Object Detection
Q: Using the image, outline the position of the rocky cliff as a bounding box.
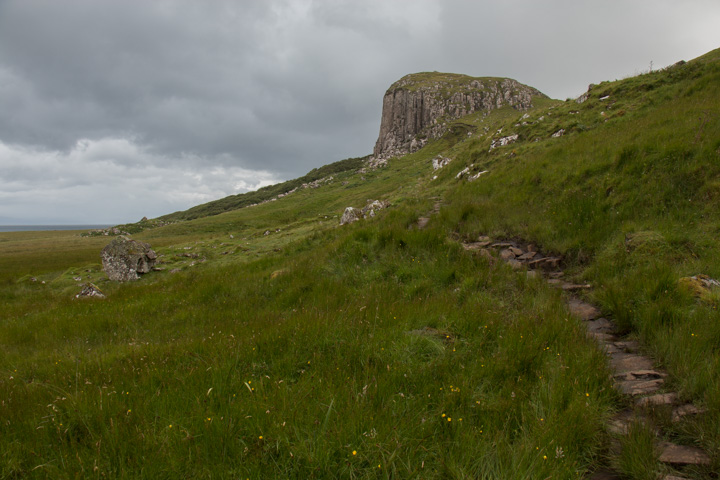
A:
[372,72,547,160]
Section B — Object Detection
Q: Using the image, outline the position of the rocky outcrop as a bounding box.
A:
[372,72,546,160]
[340,200,389,225]
[101,235,157,282]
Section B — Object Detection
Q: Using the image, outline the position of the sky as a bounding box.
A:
[1,0,719,225]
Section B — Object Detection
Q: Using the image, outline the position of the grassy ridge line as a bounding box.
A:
[157,156,367,222]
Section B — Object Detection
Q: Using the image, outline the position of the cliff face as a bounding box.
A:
[373,73,547,159]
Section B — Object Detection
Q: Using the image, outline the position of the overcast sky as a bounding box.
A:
[1,0,719,225]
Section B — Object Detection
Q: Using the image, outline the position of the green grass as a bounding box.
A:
[2,47,720,477]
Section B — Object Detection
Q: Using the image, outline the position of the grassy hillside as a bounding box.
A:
[1,48,719,478]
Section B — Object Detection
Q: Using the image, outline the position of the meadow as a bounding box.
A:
[1,49,720,478]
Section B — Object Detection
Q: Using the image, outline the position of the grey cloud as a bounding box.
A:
[1,0,719,224]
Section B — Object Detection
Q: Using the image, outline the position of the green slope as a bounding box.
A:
[1,48,719,478]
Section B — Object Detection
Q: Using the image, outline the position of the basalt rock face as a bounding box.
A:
[373,73,546,160]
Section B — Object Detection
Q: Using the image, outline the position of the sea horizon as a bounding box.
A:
[0,224,114,233]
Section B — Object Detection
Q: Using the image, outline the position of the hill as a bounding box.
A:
[1,48,719,478]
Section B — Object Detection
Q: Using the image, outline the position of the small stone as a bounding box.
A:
[517,251,537,260]
[500,249,516,260]
[561,283,593,291]
[491,242,515,248]
[658,442,711,465]
[671,404,707,423]
[509,247,524,256]
[528,257,560,270]
[75,283,106,299]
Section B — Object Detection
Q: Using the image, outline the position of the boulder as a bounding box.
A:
[340,207,363,225]
[101,235,157,282]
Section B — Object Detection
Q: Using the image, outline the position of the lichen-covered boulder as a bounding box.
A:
[101,235,157,282]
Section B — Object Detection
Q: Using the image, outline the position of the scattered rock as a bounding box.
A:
[671,404,707,423]
[101,236,157,282]
[340,200,389,225]
[551,129,565,138]
[432,156,452,170]
[75,283,106,299]
[490,134,519,150]
[362,199,389,218]
[467,170,488,181]
[456,166,471,179]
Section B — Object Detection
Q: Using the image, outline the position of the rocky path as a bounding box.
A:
[461,236,712,479]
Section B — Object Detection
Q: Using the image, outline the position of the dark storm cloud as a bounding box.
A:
[0,0,718,224]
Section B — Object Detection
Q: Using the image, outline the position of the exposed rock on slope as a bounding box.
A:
[372,72,546,160]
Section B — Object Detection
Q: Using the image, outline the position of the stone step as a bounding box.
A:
[610,354,655,373]
[635,393,678,408]
[588,469,623,480]
[586,317,617,335]
[658,442,711,465]
[607,409,655,435]
[616,378,664,396]
[567,298,601,320]
[561,282,593,291]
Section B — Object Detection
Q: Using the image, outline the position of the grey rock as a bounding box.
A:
[340,207,363,225]
[75,283,106,299]
[101,236,157,282]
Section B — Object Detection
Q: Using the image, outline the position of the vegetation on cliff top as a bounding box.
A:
[1,47,720,477]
